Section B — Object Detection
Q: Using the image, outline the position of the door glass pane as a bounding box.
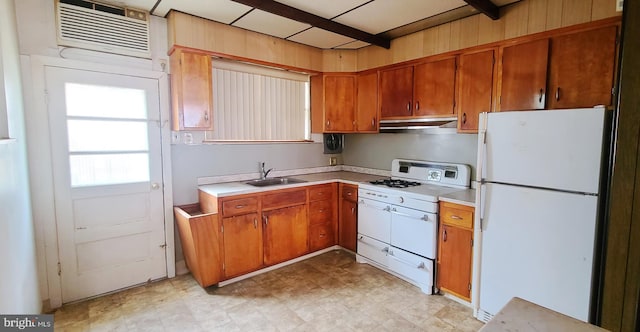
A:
[65,83,147,119]
[70,153,150,187]
[67,120,148,152]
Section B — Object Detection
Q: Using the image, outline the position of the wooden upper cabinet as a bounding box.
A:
[499,39,549,112]
[324,74,356,132]
[457,49,495,133]
[413,57,457,117]
[356,72,379,132]
[380,66,414,118]
[170,49,213,131]
[548,25,618,109]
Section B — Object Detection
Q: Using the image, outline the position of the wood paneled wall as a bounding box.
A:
[601,0,640,329]
[167,11,325,72]
[167,0,619,73]
[355,0,621,71]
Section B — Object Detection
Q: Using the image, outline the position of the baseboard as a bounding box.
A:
[175,259,189,276]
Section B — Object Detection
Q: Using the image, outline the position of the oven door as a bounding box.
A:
[357,197,391,243]
[390,206,437,259]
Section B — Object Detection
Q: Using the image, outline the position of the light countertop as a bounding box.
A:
[439,189,476,207]
[198,171,476,207]
[479,297,607,332]
[198,171,387,198]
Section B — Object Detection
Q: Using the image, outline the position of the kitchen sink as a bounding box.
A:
[245,177,306,187]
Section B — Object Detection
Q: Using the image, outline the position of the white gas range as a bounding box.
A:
[356,159,471,294]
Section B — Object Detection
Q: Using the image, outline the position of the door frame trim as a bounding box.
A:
[24,55,174,309]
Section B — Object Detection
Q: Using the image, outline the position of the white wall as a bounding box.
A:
[343,133,478,178]
[171,141,332,205]
[0,0,41,314]
[14,0,171,307]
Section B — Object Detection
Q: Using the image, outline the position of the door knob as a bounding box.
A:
[151,183,160,190]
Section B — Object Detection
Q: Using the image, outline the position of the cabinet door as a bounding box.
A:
[548,26,617,109]
[222,213,262,278]
[380,66,414,118]
[437,224,473,300]
[457,49,495,132]
[339,198,357,251]
[263,205,308,265]
[170,50,213,130]
[499,39,549,111]
[356,72,379,132]
[413,57,456,117]
[324,75,356,132]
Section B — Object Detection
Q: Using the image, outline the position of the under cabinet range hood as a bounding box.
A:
[379,117,458,134]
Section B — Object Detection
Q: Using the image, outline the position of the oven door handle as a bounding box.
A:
[359,200,391,212]
[390,208,431,221]
[358,236,389,253]
[388,250,425,269]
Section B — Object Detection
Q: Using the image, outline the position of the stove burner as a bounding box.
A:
[369,179,422,188]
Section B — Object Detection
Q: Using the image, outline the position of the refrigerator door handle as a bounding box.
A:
[479,183,486,231]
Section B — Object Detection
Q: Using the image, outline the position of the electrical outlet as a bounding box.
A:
[183,132,193,144]
[171,131,180,144]
[329,157,337,166]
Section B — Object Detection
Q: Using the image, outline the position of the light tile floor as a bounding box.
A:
[53,250,484,331]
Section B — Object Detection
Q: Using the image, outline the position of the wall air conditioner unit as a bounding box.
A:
[56,0,151,58]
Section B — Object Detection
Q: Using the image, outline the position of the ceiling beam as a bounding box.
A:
[230,0,391,49]
[462,0,500,20]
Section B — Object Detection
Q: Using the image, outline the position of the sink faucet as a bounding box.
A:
[259,162,273,180]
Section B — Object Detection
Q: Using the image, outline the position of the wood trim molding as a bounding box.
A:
[168,45,322,75]
[600,0,640,330]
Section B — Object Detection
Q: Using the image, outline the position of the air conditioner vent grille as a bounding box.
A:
[57,2,150,58]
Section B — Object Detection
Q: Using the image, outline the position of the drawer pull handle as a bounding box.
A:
[388,251,425,269]
[450,215,463,220]
[235,205,245,209]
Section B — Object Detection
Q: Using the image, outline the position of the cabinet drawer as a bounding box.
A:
[309,184,335,202]
[341,185,357,201]
[262,189,306,210]
[440,202,474,229]
[309,199,333,219]
[221,197,258,217]
[309,222,335,251]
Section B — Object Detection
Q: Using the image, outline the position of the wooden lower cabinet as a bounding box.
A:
[338,184,358,251]
[174,204,221,287]
[308,183,338,252]
[263,204,309,265]
[221,213,263,278]
[437,202,475,301]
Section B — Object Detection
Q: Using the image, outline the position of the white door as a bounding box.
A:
[45,66,167,303]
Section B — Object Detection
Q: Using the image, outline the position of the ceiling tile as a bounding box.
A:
[233,9,311,38]
[334,0,467,34]
[287,27,355,49]
[274,0,370,19]
[153,0,252,23]
[335,40,370,49]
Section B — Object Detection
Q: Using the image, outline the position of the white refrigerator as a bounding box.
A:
[473,107,609,323]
